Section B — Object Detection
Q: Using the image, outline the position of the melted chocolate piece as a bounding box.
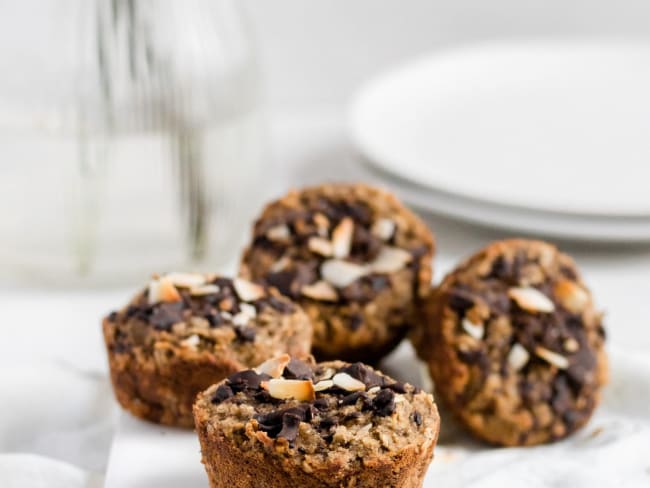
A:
[447,287,475,316]
[340,391,369,407]
[277,413,302,442]
[385,382,407,394]
[411,411,422,426]
[212,384,234,404]
[339,363,387,388]
[150,302,185,331]
[283,358,314,380]
[235,326,257,342]
[372,389,396,417]
[227,370,269,392]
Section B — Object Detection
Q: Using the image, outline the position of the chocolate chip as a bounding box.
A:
[372,389,396,416]
[343,412,362,422]
[351,225,383,261]
[211,384,234,404]
[318,417,338,431]
[340,391,369,407]
[227,370,269,392]
[277,414,301,442]
[386,382,407,394]
[150,302,185,330]
[313,398,330,410]
[265,296,295,314]
[254,410,284,438]
[107,311,118,322]
[448,288,475,316]
[339,363,387,388]
[411,411,422,426]
[551,375,573,416]
[347,314,363,332]
[126,305,140,318]
[283,358,313,380]
[235,326,256,342]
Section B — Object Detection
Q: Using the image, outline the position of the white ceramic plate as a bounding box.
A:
[350,40,650,218]
[105,344,650,487]
[366,169,650,243]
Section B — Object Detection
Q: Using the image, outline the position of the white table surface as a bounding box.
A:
[2,108,650,486]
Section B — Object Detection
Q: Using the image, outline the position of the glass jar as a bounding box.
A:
[0,0,266,286]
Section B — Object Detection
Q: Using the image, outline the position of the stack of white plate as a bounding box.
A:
[349,40,650,243]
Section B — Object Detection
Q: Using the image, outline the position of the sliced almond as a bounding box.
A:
[371,218,396,241]
[233,278,266,302]
[265,378,315,402]
[563,337,580,353]
[367,386,381,395]
[164,272,206,288]
[313,379,334,392]
[255,354,291,378]
[239,303,257,319]
[232,312,251,327]
[189,284,220,296]
[313,213,330,237]
[554,280,589,313]
[301,280,338,302]
[368,246,412,274]
[331,217,354,258]
[462,319,484,340]
[308,236,334,257]
[180,334,200,348]
[266,224,291,242]
[148,277,182,304]
[270,255,291,272]
[332,372,366,392]
[320,259,368,288]
[320,368,336,380]
[507,343,530,371]
[357,423,373,437]
[534,346,569,369]
[508,287,555,313]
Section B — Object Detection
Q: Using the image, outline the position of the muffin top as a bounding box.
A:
[104,273,308,366]
[195,357,439,468]
[240,183,434,307]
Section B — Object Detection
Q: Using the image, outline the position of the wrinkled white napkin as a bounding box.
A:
[0,362,117,488]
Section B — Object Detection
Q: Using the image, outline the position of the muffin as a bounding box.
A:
[102,272,312,427]
[239,183,435,363]
[194,356,440,487]
[414,239,608,446]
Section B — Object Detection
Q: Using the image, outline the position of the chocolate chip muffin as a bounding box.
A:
[102,273,312,428]
[194,356,439,488]
[414,239,608,446]
[239,183,435,363]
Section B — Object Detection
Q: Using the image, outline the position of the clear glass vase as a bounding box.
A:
[0,0,266,286]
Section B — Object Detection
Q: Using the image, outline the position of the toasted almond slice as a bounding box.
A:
[239,303,257,319]
[332,217,354,258]
[462,318,484,340]
[232,312,251,327]
[368,246,412,274]
[371,218,396,241]
[221,311,233,320]
[265,378,315,402]
[563,337,580,353]
[302,280,338,302]
[233,278,266,302]
[332,372,366,392]
[308,236,334,257]
[180,334,200,348]
[164,272,206,288]
[320,368,336,380]
[148,277,182,304]
[508,287,555,313]
[270,255,291,273]
[534,346,569,369]
[313,379,334,392]
[321,259,369,288]
[554,279,589,313]
[189,284,220,296]
[507,343,530,371]
[266,224,291,242]
[255,354,291,378]
[313,213,330,237]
